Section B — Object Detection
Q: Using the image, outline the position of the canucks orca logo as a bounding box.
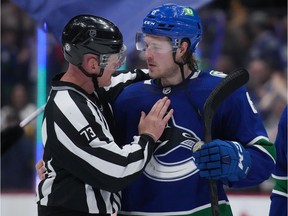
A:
[144,116,200,182]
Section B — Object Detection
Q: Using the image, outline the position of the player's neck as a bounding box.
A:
[160,67,192,87]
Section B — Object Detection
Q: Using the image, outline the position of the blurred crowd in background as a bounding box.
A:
[1,0,287,193]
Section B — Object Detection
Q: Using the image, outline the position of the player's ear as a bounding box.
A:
[175,40,189,62]
[179,40,189,55]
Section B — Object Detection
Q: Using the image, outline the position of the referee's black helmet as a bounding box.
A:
[62,15,123,66]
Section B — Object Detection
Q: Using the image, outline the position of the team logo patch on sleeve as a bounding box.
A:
[210,70,227,78]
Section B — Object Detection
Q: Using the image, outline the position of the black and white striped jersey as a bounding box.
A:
[36,70,153,214]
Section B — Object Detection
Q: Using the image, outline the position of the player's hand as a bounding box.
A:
[193,139,251,183]
[138,96,173,142]
[35,159,47,180]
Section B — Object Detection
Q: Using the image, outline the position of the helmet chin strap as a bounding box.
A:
[78,65,105,90]
[172,52,186,82]
[172,52,201,119]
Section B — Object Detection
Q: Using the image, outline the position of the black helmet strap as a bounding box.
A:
[78,65,105,90]
[172,52,201,119]
[78,65,93,77]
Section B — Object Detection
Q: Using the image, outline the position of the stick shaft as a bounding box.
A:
[19,104,45,128]
[203,68,249,216]
[209,180,219,215]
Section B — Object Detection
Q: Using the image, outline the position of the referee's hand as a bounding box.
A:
[138,96,173,142]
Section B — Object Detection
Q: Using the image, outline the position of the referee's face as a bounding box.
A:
[97,67,115,87]
[82,53,117,88]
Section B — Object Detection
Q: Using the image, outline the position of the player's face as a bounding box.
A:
[143,35,179,80]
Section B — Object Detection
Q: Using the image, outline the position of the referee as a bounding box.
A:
[36,15,173,216]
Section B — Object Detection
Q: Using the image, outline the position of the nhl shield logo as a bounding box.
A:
[89,30,97,38]
[163,87,171,95]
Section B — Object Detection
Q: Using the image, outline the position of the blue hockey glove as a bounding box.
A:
[193,139,251,183]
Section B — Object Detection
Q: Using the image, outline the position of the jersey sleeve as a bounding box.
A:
[212,86,276,188]
[271,106,287,196]
[104,69,150,103]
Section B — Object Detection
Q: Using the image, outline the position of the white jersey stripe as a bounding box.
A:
[55,123,149,177]
[54,91,89,131]
[85,184,99,213]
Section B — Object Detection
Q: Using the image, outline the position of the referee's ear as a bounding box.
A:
[84,54,99,74]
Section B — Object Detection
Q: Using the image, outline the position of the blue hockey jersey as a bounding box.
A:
[269,105,287,216]
[113,69,276,216]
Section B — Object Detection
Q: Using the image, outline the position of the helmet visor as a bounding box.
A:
[99,44,127,69]
[136,32,174,53]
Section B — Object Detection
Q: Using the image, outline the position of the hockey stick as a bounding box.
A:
[194,68,249,216]
[19,104,45,128]
[1,105,45,155]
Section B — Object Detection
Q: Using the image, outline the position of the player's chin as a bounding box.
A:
[148,68,159,78]
[149,72,162,80]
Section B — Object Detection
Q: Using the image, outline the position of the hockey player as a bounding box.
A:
[269,105,287,216]
[112,4,276,216]
[36,4,276,216]
[36,15,173,216]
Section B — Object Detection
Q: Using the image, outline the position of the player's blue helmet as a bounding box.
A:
[140,3,202,53]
